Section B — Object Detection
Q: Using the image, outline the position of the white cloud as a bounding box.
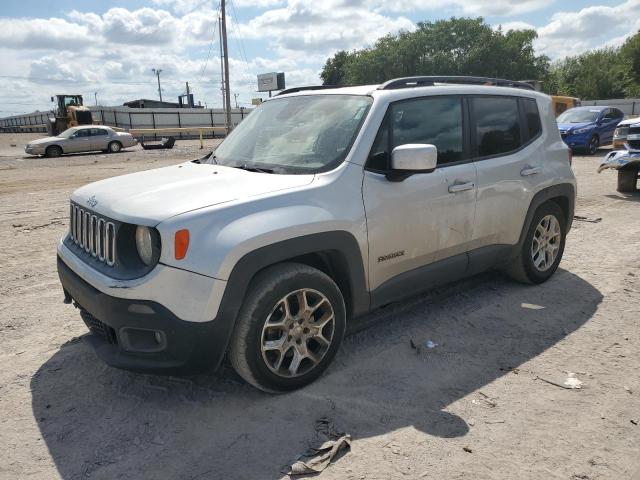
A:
[494,21,536,32]
[535,0,640,58]
[378,0,554,17]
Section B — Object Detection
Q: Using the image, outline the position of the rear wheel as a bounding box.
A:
[229,263,346,392]
[107,141,122,153]
[586,135,599,155]
[508,201,566,284]
[45,145,62,158]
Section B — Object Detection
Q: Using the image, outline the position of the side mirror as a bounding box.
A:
[387,144,437,181]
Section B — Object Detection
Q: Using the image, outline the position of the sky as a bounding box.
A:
[1,0,639,116]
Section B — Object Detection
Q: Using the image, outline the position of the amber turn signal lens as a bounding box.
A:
[174,229,190,260]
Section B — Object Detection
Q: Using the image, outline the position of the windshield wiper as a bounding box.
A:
[233,164,274,174]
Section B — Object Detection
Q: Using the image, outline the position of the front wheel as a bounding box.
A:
[586,135,599,155]
[508,201,567,284]
[229,263,346,392]
[45,145,63,158]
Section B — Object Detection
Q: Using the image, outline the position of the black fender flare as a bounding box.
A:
[211,231,370,363]
[515,183,576,255]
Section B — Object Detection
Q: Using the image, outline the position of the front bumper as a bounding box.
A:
[57,256,233,374]
[560,132,592,149]
[25,146,44,155]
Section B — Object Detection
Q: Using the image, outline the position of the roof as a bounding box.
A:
[275,76,546,100]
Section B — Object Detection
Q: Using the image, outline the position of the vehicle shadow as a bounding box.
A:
[31,268,602,479]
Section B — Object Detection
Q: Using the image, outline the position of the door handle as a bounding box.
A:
[521,166,541,176]
[448,181,474,193]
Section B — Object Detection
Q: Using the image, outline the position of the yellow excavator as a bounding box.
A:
[47,94,94,136]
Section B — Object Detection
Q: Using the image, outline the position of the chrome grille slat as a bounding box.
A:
[69,202,116,267]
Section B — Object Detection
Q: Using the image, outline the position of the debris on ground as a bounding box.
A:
[463,447,473,453]
[573,215,602,223]
[409,338,439,355]
[472,391,497,408]
[284,417,351,476]
[624,385,632,394]
[536,372,584,390]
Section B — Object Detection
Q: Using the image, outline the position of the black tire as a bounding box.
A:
[586,135,599,155]
[617,168,639,193]
[45,145,63,158]
[107,141,122,153]
[229,263,346,393]
[508,201,567,284]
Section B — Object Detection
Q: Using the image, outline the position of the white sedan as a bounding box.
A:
[25,126,138,157]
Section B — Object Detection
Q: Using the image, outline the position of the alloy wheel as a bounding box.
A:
[260,288,335,378]
[531,214,561,272]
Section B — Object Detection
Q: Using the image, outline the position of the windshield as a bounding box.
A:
[58,127,79,138]
[557,109,600,123]
[210,94,372,174]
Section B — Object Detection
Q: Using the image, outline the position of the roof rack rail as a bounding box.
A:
[378,76,535,91]
[276,85,342,96]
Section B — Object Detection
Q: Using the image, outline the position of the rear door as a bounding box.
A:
[470,95,544,267]
[90,128,110,151]
[363,95,477,294]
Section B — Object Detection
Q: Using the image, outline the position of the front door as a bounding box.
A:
[363,95,477,295]
[65,128,91,153]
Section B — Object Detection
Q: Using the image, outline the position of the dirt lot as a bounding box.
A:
[0,133,638,480]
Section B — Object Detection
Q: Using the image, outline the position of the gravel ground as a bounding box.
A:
[0,133,638,480]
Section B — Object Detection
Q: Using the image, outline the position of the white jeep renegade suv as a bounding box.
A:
[57,76,576,392]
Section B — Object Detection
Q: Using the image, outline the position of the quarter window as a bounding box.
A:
[366,96,465,170]
[472,96,522,157]
[523,98,542,141]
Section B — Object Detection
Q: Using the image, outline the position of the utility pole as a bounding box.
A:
[218,15,225,115]
[234,93,239,108]
[152,68,163,103]
[220,0,232,132]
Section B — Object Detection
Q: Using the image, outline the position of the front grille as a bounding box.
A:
[69,203,116,266]
[628,139,640,150]
[629,126,640,136]
[80,310,118,345]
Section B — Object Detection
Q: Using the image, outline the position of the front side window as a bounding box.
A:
[472,96,522,157]
[210,94,372,174]
[75,129,90,138]
[366,96,464,171]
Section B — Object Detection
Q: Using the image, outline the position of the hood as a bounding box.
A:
[71,161,315,225]
[617,116,640,127]
[557,122,595,132]
[28,136,59,145]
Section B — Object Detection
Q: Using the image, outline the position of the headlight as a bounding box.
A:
[573,127,592,134]
[135,225,159,266]
[614,127,629,138]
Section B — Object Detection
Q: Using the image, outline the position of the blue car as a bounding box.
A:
[557,106,624,155]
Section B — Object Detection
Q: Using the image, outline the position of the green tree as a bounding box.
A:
[320,17,549,86]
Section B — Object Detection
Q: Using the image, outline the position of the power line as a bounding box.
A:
[199,1,220,82]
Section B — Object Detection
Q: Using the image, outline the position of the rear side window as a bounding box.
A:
[523,98,542,141]
[90,128,108,136]
[471,96,522,157]
[366,96,465,170]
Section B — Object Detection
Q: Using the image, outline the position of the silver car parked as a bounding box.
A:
[25,126,137,157]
